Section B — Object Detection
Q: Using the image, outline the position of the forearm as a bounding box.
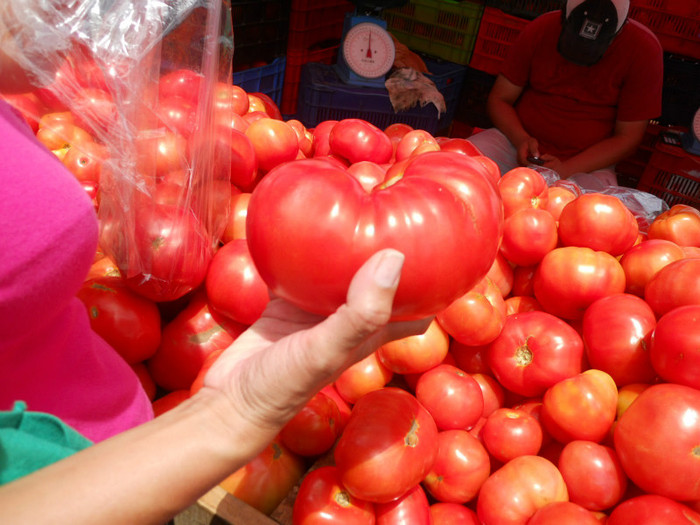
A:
[0,389,267,525]
[557,128,645,179]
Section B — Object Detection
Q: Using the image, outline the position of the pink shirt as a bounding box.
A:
[0,100,153,442]
[501,12,664,160]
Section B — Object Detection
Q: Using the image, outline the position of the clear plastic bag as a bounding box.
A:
[2,0,234,302]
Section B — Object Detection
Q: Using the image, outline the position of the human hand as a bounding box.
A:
[516,136,540,166]
[202,249,432,440]
[540,154,564,176]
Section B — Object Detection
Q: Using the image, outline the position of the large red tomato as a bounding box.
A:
[219,437,306,516]
[205,238,269,326]
[607,494,700,524]
[582,293,657,386]
[499,208,558,267]
[311,119,339,157]
[649,305,700,389]
[557,193,639,256]
[644,257,700,316]
[614,383,700,501]
[246,152,503,320]
[497,167,549,218]
[557,440,627,511]
[245,117,299,172]
[487,311,584,397]
[292,465,375,524]
[533,246,626,320]
[476,455,568,524]
[619,239,686,296]
[375,483,432,525]
[540,369,618,444]
[394,129,439,161]
[647,204,700,247]
[329,119,393,164]
[334,387,439,503]
[76,278,161,364]
[422,429,490,504]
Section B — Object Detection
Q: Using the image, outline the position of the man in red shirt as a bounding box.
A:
[468,0,663,190]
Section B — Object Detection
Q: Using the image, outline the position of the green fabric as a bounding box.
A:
[0,401,92,485]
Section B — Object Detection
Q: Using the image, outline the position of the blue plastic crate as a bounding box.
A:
[233,56,286,106]
[296,58,467,135]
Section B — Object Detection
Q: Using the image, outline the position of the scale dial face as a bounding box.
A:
[693,107,700,142]
[342,22,396,79]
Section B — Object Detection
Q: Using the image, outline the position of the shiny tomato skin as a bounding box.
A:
[533,246,626,320]
[77,279,162,364]
[245,117,299,172]
[498,167,549,218]
[644,258,700,316]
[292,465,375,525]
[613,383,700,501]
[540,369,618,444]
[220,438,306,516]
[649,305,700,389]
[311,119,338,157]
[481,408,543,463]
[472,373,505,419]
[619,239,686,296]
[395,130,439,161]
[334,351,393,405]
[377,318,449,374]
[557,440,627,511]
[504,295,543,316]
[499,208,558,267]
[329,119,393,164]
[582,293,657,386]
[647,204,700,247]
[334,387,439,503]
[157,95,196,137]
[279,391,342,457]
[415,365,484,431]
[476,455,568,524]
[429,502,480,524]
[375,483,431,525]
[437,137,483,157]
[422,429,490,504]
[158,69,203,105]
[607,495,700,524]
[246,152,502,320]
[487,311,584,398]
[221,192,251,243]
[544,185,577,222]
[487,251,514,298]
[527,501,601,524]
[61,140,107,184]
[558,193,639,256]
[449,340,491,375]
[205,239,269,326]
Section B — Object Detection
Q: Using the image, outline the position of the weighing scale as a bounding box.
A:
[681,107,700,156]
[335,0,407,88]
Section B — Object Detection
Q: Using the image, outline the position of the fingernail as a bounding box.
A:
[374,250,404,288]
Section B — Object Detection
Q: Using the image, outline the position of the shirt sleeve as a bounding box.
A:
[499,13,556,88]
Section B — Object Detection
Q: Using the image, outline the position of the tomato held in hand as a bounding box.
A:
[334,387,439,503]
[246,152,503,320]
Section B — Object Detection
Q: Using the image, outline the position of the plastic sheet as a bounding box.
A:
[2,0,235,302]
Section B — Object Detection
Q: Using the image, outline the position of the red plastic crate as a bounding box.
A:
[629,0,700,59]
[469,7,529,76]
[287,0,354,50]
[637,141,700,208]
[281,43,340,116]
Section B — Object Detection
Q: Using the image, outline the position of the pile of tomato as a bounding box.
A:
[4,63,700,525]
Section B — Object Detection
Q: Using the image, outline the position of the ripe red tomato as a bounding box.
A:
[334,387,439,503]
[481,408,543,463]
[504,295,542,316]
[487,252,514,298]
[334,351,393,405]
[436,276,506,347]
[499,208,558,267]
[647,204,700,247]
[205,239,269,326]
[449,340,491,375]
[437,137,483,158]
[558,193,639,256]
[619,239,686,296]
[158,69,203,106]
[614,383,700,501]
[71,87,117,138]
[395,129,439,161]
[430,502,480,524]
[213,82,249,116]
[375,483,432,525]
[476,455,568,524]
[221,192,251,243]
[346,160,389,192]
[541,369,618,444]
[422,429,490,504]
[498,167,549,218]
[279,390,342,457]
[36,112,94,152]
[472,373,505,419]
[511,264,537,297]
[557,440,627,511]
[157,95,196,137]
[219,437,306,516]
[245,117,299,172]
[151,389,190,417]
[61,140,107,185]
[544,185,577,222]
[533,246,626,320]
[377,318,449,374]
[582,293,657,386]
[310,120,338,157]
[292,465,375,524]
[644,257,700,316]
[607,494,700,524]
[147,291,246,391]
[77,279,162,364]
[415,364,484,431]
[248,92,283,120]
[649,305,700,389]
[527,501,601,524]
[329,119,393,164]
[487,311,584,397]
[246,152,502,320]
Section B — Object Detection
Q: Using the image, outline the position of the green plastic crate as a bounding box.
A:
[384,0,485,65]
